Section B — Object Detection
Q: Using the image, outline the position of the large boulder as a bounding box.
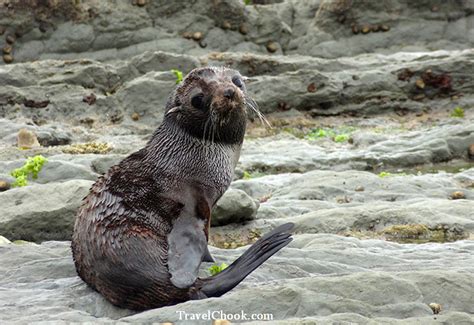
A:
[0,180,93,242]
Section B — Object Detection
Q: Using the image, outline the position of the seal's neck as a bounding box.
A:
[144,119,242,176]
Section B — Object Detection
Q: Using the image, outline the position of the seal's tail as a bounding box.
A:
[198,222,294,298]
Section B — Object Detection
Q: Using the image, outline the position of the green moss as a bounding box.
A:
[10,155,48,187]
[242,170,268,180]
[243,171,252,180]
[244,0,252,5]
[378,171,407,178]
[334,134,350,143]
[382,224,467,243]
[208,262,228,276]
[306,128,333,140]
[383,224,429,238]
[305,127,354,143]
[450,106,465,118]
[62,142,112,154]
[378,171,392,178]
[171,69,183,84]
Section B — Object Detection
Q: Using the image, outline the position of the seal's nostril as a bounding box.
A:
[223,88,235,99]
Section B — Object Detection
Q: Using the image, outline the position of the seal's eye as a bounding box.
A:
[232,76,243,88]
[191,93,205,110]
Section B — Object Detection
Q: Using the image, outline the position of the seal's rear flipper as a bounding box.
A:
[198,222,294,298]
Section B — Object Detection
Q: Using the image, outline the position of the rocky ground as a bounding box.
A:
[1,0,474,324]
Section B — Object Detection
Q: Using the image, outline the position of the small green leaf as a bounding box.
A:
[334,134,350,143]
[171,69,183,84]
[208,262,228,276]
[450,106,464,118]
[243,171,252,180]
[10,155,47,187]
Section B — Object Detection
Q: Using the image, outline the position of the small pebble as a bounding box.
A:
[222,21,231,30]
[266,41,278,53]
[198,40,207,48]
[182,31,192,39]
[192,31,203,41]
[136,0,146,6]
[239,23,248,35]
[431,6,439,12]
[2,45,12,54]
[3,54,13,63]
[355,186,365,192]
[428,303,441,314]
[0,180,10,192]
[351,25,359,34]
[307,83,317,93]
[361,25,371,34]
[468,144,474,160]
[380,24,390,32]
[17,128,41,149]
[213,320,231,325]
[415,79,425,89]
[6,34,15,44]
[450,191,465,200]
[131,112,140,121]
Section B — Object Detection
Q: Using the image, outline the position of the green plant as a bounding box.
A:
[378,171,392,178]
[305,127,354,143]
[378,171,407,178]
[334,134,350,143]
[243,171,252,180]
[244,0,252,5]
[450,106,465,118]
[305,128,333,140]
[208,262,228,276]
[171,69,183,84]
[10,155,47,187]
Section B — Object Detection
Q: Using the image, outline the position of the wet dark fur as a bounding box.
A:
[71,67,293,310]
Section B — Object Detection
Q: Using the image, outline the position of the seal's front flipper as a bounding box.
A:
[202,246,215,263]
[167,215,207,289]
[198,223,294,298]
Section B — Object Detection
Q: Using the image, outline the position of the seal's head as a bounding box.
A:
[165,67,252,144]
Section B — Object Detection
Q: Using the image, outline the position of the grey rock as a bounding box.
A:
[0,236,472,324]
[90,154,125,174]
[0,180,93,241]
[229,169,474,240]
[36,160,98,183]
[0,159,98,184]
[0,119,72,147]
[211,189,260,226]
[238,122,474,173]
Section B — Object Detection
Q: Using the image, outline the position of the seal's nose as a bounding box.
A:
[223,88,235,100]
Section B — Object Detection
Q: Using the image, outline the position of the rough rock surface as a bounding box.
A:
[1,0,474,324]
[0,237,473,324]
[0,180,93,241]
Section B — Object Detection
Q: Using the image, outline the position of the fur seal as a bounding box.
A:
[71,66,294,310]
